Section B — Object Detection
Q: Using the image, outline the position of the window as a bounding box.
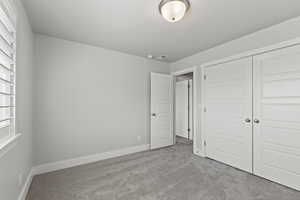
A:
[0,1,16,145]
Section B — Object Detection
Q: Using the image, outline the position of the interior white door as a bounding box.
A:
[176,80,189,139]
[253,45,300,191]
[204,57,253,173]
[151,73,173,150]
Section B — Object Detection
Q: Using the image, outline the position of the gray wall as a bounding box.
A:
[33,34,170,165]
[171,16,300,71]
[0,0,34,200]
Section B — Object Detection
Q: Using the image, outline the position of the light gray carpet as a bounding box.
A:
[27,138,300,200]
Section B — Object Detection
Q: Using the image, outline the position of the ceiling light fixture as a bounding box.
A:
[159,0,190,23]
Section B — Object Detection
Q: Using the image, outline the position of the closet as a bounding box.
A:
[203,44,300,191]
[204,57,253,173]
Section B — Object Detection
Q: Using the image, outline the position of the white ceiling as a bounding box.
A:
[21,0,300,62]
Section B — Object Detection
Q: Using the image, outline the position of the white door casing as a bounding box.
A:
[253,45,300,191]
[176,80,189,139]
[189,80,193,140]
[151,73,173,150]
[204,57,253,173]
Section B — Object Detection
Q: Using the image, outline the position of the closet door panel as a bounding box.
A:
[204,57,253,173]
[253,45,300,191]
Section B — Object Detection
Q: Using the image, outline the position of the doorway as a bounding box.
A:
[174,72,194,149]
[150,68,199,153]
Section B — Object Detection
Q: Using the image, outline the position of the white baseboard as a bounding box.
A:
[193,148,205,157]
[32,144,150,175]
[18,169,34,200]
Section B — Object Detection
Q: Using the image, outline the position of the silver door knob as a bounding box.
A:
[151,113,157,117]
[254,119,260,124]
[245,118,251,123]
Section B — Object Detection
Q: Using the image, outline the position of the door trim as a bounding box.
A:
[172,67,199,155]
[201,37,300,69]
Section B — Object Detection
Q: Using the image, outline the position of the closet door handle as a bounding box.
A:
[245,118,251,123]
[254,119,260,124]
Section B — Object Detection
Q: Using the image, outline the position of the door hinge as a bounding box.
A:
[204,141,207,146]
[204,107,207,112]
[188,84,191,89]
[188,128,191,132]
[204,75,207,80]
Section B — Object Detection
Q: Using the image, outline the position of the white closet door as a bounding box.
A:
[253,45,300,191]
[176,80,189,139]
[204,57,253,173]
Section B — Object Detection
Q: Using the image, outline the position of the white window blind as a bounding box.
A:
[0,1,16,144]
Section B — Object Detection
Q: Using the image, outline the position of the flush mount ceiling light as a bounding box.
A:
[159,0,190,23]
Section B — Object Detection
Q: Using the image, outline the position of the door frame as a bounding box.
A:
[172,67,198,154]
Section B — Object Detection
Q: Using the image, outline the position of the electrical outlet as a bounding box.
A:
[18,173,23,187]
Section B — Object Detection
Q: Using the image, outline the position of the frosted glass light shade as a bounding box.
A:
[159,0,190,23]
